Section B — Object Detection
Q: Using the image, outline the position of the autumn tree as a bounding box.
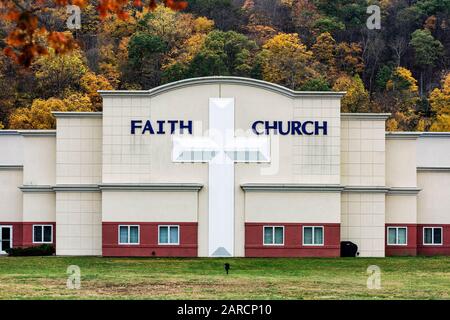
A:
[429,73,450,131]
[260,33,317,90]
[33,49,88,98]
[333,74,369,113]
[8,94,94,129]
[0,0,187,67]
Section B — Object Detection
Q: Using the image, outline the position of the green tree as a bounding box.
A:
[410,29,444,96]
[187,30,258,77]
[125,33,168,89]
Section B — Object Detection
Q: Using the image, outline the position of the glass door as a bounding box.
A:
[0,226,12,254]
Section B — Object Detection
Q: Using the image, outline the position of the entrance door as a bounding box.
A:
[0,226,12,254]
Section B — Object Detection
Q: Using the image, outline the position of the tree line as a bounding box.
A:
[0,0,449,131]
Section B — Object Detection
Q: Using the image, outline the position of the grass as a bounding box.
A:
[0,256,449,299]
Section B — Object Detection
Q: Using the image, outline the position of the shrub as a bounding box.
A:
[6,244,55,257]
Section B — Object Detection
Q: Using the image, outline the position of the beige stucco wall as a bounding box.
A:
[245,192,340,223]
[56,192,102,255]
[102,191,198,222]
[341,119,385,186]
[341,192,385,257]
[417,171,450,224]
[0,169,23,222]
[386,138,417,188]
[385,195,417,224]
[56,117,102,185]
[23,136,56,186]
[22,193,56,222]
[0,134,23,165]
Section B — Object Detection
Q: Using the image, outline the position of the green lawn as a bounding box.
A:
[0,256,449,299]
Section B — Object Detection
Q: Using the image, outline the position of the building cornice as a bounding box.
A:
[0,130,56,136]
[99,183,203,191]
[53,184,100,192]
[0,165,23,170]
[341,113,391,121]
[385,132,421,140]
[387,187,421,195]
[19,185,54,193]
[420,132,450,138]
[417,167,450,172]
[18,130,56,137]
[240,184,344,192]
[98,76,346,99]
[0,130,20,136]
[342,186,390,193]
[52,112,103,118]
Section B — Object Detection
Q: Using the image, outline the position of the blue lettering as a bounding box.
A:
[264,121,278,135]
[157,120,166,134]
[301,121,314,135]
[142,120,155,134]
[252,121,264,135]
[179,120,193,134]
[292,121,302,135]
[315,121,328,135]
[130,120,142,134]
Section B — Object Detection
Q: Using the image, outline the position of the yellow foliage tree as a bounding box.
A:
[9,95,94,129]
[332,75,369,112]
[193,17,215,34]
[80,72,113,111]
[312,32,336,66]
[386,67,419,93]
[430,114,450,131]
[430,73,450,131]
[260,33,317,89]
[33,49,88,98]
[386,118,399,131]
[429,73,450,115]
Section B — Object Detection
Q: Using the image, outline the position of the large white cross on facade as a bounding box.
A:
[172,98,270,257]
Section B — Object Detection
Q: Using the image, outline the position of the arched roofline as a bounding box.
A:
[98,76,346,98]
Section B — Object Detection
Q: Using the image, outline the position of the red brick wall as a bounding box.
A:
[245,223,340,257]
[102,222,198,257]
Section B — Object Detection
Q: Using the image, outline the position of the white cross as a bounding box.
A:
[172,98,270,257]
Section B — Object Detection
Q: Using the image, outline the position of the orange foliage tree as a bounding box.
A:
[0,0,187,67]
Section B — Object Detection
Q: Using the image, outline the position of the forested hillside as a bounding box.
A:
[0,0,449,131]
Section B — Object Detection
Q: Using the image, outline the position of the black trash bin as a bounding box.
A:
[340,241,358,257]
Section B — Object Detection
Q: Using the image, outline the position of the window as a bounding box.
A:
[118,225,139,244]
[263,226,284,245]
[423,227,443,245]
[303,226,324,246]
[33,225,53,243]
[387,227,407,245]
[159,225,179,245]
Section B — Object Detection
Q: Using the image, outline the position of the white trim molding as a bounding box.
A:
[241,184,344,192]
[52,112,103,118]
[385,132,421,140]
[20,185,54,193]
[53,184,100,192]
[0,165,23,171]
[387,187,421,195]
[341,113,391,121]
[99,183,203,192]
[417,167,450,172]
